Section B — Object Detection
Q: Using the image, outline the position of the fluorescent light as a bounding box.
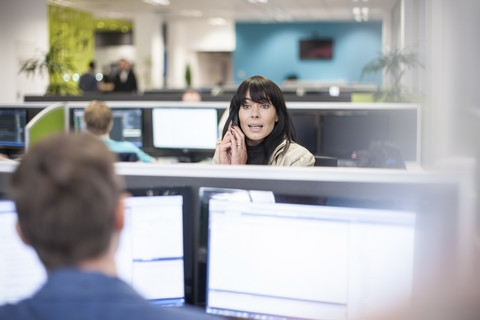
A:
[48,0,75,7]
[268,7,293,22]
[180,10,203,17]
[353,6,369,22]
[143,0,170,6]
[208,17,226,26]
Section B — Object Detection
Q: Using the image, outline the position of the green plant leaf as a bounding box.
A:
[360,47,424,102]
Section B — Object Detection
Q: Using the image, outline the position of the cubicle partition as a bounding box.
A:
[24,84,356,103]
[0,161,473,319]
[2,101,420,166]
[24,102,69,152]
[112,163,469,313]
[66,101,422,165]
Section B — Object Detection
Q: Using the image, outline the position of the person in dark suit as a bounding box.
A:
[0,133,222,320]
[113,58,138,93]
[78,60,98,93]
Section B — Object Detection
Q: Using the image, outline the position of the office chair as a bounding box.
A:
[115,152,139,162]
[355,141,406,169]
[314,155,337,167]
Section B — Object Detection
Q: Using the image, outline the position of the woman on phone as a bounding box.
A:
[213,75,314,166]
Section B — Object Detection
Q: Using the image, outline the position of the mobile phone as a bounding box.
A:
[232,113,239,126]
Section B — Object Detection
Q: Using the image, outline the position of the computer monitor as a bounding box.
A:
[0,109,27,147]
[151,107,218,162]
[200,187,416,320]
[71,107,144,147]
[0,198,47,305]
[287,106,418,165]
[319,109,418,163]
[120,186,194,305]
[0,186,194,307]
[290,112,318,155]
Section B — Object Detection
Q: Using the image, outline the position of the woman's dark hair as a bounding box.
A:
[222,75,297,162]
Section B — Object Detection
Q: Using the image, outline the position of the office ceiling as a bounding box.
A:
[50,0,397,23]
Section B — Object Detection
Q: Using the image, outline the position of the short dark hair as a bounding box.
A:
[222,75,297,160]
[84,100,113,135]
[9,133,122,270]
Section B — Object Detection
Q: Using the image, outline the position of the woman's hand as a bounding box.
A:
[218,121,247,165]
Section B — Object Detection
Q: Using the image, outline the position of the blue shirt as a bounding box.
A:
[100,137,155,163]
[0,268,219,320]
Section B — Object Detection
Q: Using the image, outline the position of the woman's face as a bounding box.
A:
[238,91,278,146]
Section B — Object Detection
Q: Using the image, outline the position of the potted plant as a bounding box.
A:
[361,47,423,102]
[19,37,79,96]
[185,63,192,87]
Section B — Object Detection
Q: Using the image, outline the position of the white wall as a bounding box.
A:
[166,18,235,88]
[95,45,137,76]
[437,0,479,161]
[0,0,48,102]
[385,0,478,167]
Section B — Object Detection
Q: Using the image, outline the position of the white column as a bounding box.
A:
[166,19,188,89]
[421,0,450,166]
[403,0,426,95]
[133,13,165,91]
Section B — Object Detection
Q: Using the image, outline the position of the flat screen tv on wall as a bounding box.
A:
[299,39,334,60]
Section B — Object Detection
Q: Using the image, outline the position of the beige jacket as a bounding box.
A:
[213,139,315,167]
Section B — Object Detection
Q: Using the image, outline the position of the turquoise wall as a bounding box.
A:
[234,22,382,85]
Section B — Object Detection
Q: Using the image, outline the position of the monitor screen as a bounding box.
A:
[299,39,334,60]
[0,109,27,147]
[201,188,416,320]
[290,112,318,155]
[71,108,143,147]
[0,186,193,307]
[152,108,218,150]
[319,109,418,164]
[0,199,47,304]
[120,186,194,305]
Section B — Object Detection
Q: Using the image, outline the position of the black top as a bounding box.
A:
[246,141,268,165]
[113,70,138,92]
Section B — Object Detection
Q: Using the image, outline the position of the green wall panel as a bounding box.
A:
[49,4,95,93]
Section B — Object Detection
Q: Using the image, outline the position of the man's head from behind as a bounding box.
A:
[182,89,202,102]
[10,133,123,271]
[84,100,113,136]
